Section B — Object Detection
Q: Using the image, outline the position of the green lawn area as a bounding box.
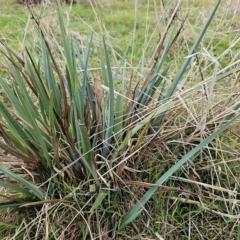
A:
[0,1,240,239]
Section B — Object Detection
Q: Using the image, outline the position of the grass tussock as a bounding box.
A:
[0,0,240,239]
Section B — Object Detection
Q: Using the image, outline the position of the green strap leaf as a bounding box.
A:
[0,181,35,198]
[90,190,108,213]
[119,112,239,230]
[0,166,44,200]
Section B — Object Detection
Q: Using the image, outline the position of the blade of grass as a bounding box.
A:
[0,182,35,198]
[119,111,239,230]
[114,60,126,140]
[153,0,221,127]
[0,202,32,209]
[90,190,108,213]
[0,166,44,200]
[102,37,114,158]
[165,0,221,99]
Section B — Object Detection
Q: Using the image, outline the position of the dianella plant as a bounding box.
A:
[0,0,239,237]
